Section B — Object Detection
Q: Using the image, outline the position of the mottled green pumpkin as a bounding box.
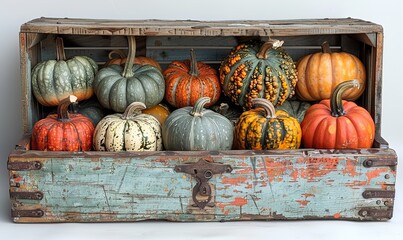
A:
[220,39,298,110]
[276,100,311,123]
[234,98,301,150]
[31,37,98,106]
[93,102,162,152]
[93,37,165,112]
[69,98,106,126]
[162,97,233,151]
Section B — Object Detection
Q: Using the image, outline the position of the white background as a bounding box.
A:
[0,0,402,239]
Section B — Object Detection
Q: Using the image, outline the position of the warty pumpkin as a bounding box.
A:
[234,98,301,150]
[93,102,162,152]
[93,36,165,112]
[220,39,298,110]
[31,37,98,106]
[296,41,366,101]
[301,80,375,149]
[30,95,94,151]
[103,49,162,71]
[164,49,221,108]
[162,97,233,151]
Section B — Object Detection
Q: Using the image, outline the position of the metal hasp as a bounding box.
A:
[175,159,232,209]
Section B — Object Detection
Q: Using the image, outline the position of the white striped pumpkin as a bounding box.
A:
[93,102,162,152]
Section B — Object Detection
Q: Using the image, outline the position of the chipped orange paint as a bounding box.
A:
[237,168,253,174]
[342,158,358,177]
[231,197,248,206]
[296,199,310,207]
[221,176,247,185]
[302,193,315,198]
[366,169,388,184]
[333,213,342,219]
[245,184,253,189]
[217,203,230,215]
[262,158,292,182]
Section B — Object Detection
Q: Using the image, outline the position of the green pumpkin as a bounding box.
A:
[276,100,311,123]
[219,39,298,110]
[31,37,98,107]
[162,97,233,151]
[70,98,106,126]
[93,37,165,112]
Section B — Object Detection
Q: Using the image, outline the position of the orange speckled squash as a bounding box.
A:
[220,39,298,110]
[142,103,170,125]
[296,41,366,101]
[163,49,221,108]
[30,95,94,151]
[234,98,301,150]
[104,49,162,71]
[301,80,375,149]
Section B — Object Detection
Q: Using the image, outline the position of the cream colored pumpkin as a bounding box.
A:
[93,102,162,151]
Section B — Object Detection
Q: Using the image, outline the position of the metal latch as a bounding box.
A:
[175,159,232,209]
[10,191,43,200]
[11,209,44,218]
[362,189,395,199]
[363,158,397,168]
[7,161,42,171]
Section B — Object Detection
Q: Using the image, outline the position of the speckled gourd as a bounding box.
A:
[93,36,165,112]
[234,98,301,150]
[220,39,298,109]
[93,102,162,151]
[162,97,233,151]
[31,37,98,106]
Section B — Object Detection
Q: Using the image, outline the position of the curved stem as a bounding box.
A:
[256,39,284,59]
[251,98,276,119]
[189,49,199,76]
[108,49,127,60]
[122,36,136,78]
[122,102,146,119]
[330,80,360,117]
[321,41,332,53]
[190,97,210,117]
[57,95,77,121]
[55,37,67,61]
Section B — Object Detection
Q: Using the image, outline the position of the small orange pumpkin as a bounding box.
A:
[296,41,366,101]
[163,49,221,108]
[142,103,171,125]
[301,80,375,149]
[104,49,162,71]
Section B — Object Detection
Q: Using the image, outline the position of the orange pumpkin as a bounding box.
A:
[30,95,94,151]
[301,80,375,149]
[142,103,170,125]
[163,49,221,108]
[104,49,162,71]
[296,41,366,101]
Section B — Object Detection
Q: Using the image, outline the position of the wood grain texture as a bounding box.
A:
[9,146,396,222]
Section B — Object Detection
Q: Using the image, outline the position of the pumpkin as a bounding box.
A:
[220,39,298,110]
[93,36,165,112]
[142,103,170,125]
[211,102,242,125]
[234,98,301,150]
[30,95,94,151]
[301,80,375,149]
[164,49,221,108]
[69,97,106,126]
[103,49,162,71]
[296,41,366,101]
[31,37,98,107]
[162,97,233,151]
[276,100,311,123]
[93,102,162,151]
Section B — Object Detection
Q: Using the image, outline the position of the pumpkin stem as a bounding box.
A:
[252,98,276,119]
[217,103,229,115]
[190,97,211,117]
[55,37,67,61]
[57,95,78,121]
[122,102,146,119]
[321,41,332,53]
[189,49,200,76]
[122,36,136,78]
[108,49,127,60]
[256,39,284,59]
[330,80,360,117]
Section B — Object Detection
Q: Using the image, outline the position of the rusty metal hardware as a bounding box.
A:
[175,159,232,209]
[358,208,393,219]
[363,158,397,168]
[10,191,43,200]
[12,209,44,218]
[362,190,395,199]
[7,161,42,171]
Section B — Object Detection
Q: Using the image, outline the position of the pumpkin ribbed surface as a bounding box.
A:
[93,102,162,151]
[276,100,311,123]
[234,98,301,150]
[220,40,298,109]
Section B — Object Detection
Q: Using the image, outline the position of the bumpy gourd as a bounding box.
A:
[234,98,301,150]
[220,39,298,109]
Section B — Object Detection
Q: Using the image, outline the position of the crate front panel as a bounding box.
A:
[9,149,396,222]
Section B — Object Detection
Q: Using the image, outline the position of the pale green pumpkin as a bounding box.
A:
[31,37,98,107]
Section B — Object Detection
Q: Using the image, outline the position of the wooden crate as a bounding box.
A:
[8,17,397,222]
